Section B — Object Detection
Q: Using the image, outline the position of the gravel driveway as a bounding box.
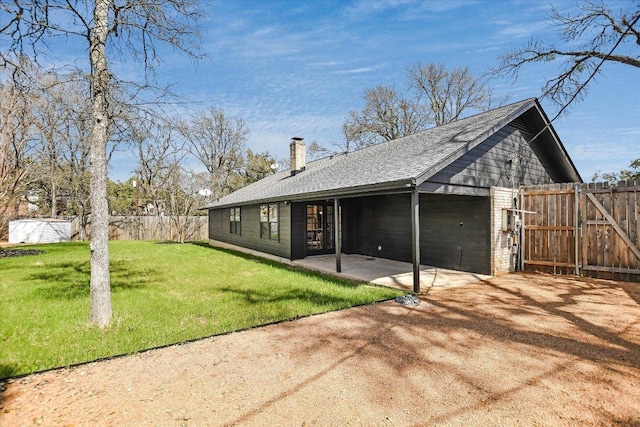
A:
[2,272,639,426]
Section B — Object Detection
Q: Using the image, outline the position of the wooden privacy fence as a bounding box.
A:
[70,215,208,241]
[520,182,640,281]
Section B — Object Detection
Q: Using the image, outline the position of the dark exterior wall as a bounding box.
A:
[342,194,412,262]
[420,194,490,274]
[342,193,490,274]
[290,202,306,259]
[208,202,291,259]
[423,124,552,192]
[208,194,490,274]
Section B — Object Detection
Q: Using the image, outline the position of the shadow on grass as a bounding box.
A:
[187,241,383,290]
[0,363,18,379]
[30,259,158,300]
[187,241,287,270]
[216,284,382,309]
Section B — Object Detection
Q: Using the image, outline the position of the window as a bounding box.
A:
[229,207,241,235]
[260,203,278,240]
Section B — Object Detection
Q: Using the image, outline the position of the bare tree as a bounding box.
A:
[0,68,36,237]
[28,71,87,217]
[164,169,207,243]
[493,1,640,110]
[343,85,429,148]
[176,107,248,199]
[340,62,505,151]
[131,120,204,243]
[133,122,186,216]
[20,68,123,240]
[32,88,63,217]
[408,62,494,126]
[0,0,203,328]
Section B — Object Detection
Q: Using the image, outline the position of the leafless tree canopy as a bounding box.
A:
[493,1,640,109]
[176,107,249,199]
[344,85,429,148]
[0,1,202,78]
[0,65,36,236]
[133,119,187,214]
[338,62,506,152]
[408,63,492,126]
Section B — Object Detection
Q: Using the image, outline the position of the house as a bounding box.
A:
[205,98,581,290]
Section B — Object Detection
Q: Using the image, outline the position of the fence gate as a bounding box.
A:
[520,182,640,281]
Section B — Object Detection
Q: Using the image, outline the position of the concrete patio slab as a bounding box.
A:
[209,240,490,293]
[292,254,491,293]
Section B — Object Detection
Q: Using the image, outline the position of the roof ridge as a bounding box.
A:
[410,97,536,135]
[305,98,537,165]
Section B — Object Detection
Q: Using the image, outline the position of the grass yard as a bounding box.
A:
[0,241,402,379]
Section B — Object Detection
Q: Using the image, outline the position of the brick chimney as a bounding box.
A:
[290,137,306,176]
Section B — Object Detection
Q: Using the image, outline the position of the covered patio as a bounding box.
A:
[293,253,491,293]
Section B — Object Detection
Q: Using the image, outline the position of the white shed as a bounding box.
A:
[8,219,74,244]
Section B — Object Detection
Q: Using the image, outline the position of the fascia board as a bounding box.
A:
[206,179,414,209]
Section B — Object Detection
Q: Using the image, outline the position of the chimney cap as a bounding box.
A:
[291,136,304,141]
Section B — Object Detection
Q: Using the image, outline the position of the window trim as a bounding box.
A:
[259,203,279,241]
[229,207,241,235]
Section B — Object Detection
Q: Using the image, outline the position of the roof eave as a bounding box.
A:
[531,101,583,183]
[205,178,414,209]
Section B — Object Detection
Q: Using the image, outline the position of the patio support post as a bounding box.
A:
[334,197,341,273]
[411,188,420,293]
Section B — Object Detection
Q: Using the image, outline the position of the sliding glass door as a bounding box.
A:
[306,203,334,254]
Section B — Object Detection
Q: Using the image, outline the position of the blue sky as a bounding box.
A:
[104,0,640,181]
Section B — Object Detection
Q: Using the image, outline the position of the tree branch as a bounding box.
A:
[493,1,639,110]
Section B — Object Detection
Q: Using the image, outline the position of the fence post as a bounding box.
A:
[519,187,525,271]
[574,183,580,276]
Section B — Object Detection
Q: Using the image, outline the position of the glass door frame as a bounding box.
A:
[305,202,334,255]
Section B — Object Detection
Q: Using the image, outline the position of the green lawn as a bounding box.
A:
[0,241,402,379]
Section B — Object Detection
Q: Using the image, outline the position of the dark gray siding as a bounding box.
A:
[209,202,291,259]
[341,193,490,274]
[422,123,552,193]
[290,202,306,259]
[420,194,490,274]
[342,194,412,262]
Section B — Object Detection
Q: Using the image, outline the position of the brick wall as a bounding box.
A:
[490,187,519,276]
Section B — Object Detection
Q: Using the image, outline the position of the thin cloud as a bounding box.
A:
[332,64,388,75]
[344,0,478,21]
[342,0,413,20]
[495,20,551,39]
[615,127,640,137]
[571,143,636,160]
[309,61,346,68]
[469,46,502,54]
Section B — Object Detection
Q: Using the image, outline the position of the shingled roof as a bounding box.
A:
[207,98,579,208]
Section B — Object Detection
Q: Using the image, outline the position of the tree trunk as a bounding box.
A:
[50,166,57,217]
[88,0,113,328]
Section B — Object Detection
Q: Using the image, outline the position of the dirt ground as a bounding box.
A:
[1,272,639,426]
